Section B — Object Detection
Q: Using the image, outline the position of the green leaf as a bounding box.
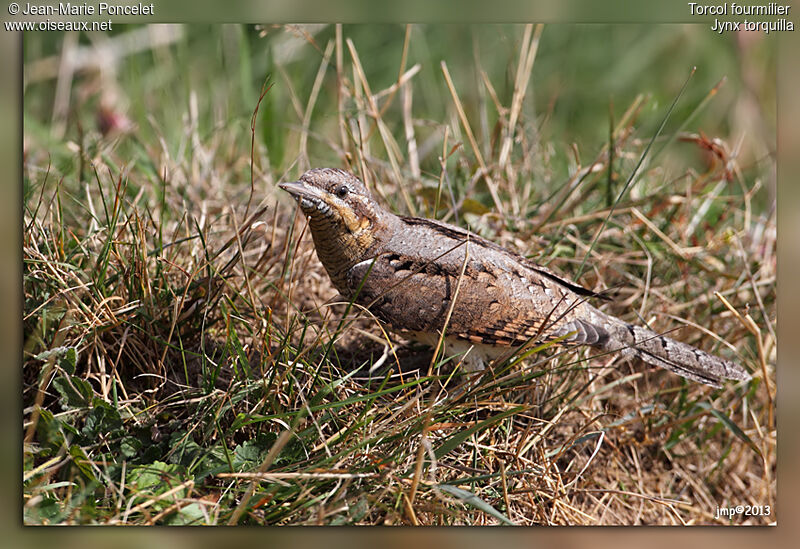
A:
[434,406,526,460]
[59,347,77,375]
[52,375,93,409]
[36,481,77,492]
[128,461,183,493]
[82,399,122,439]
[26,496,60,524]
[166,502,208,525]
[229,377,428,429]
[228,328,251,379]
[694,402,761,457]
[438,484,515,525]
[349,496,369,522]
[167,432,203,467]
[259,70,283,169]
[231,412,252,432]
[233,442,261,466]
[120,436,143,459]
[34,408,65,454]
[234,432,279,468]
[33,346,77,375]
[69,444,96,481]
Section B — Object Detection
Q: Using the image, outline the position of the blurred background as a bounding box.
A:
[23,24,775,206]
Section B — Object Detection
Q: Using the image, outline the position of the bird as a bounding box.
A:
[280,168,751,388]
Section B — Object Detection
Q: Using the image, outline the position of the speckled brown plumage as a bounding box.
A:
[280,168,751,387]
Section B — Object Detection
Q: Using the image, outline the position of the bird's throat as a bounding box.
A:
[308,216,375,294]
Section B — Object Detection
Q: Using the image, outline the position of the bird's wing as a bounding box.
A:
[347,251,609,348]
[399,215,609,300]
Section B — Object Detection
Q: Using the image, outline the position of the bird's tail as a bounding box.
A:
[587,308,751,388]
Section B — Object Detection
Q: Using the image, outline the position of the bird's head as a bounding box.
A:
[280,168,390,269]
[279,168,389,239]
[279,168,379,234]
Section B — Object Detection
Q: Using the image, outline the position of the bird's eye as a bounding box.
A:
[335,185,349,199]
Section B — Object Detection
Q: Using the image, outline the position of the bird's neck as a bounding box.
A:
[307,210,396,294]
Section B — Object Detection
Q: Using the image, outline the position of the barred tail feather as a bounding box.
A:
[586,309,751,388]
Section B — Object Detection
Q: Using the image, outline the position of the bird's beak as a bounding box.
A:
[279,181,326,206]
[279,181,331,216]
[279,181,316,201]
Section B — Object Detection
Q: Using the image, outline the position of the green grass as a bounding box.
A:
[23,24,775,525]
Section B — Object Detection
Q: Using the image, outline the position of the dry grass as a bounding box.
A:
[23,24,775,525]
